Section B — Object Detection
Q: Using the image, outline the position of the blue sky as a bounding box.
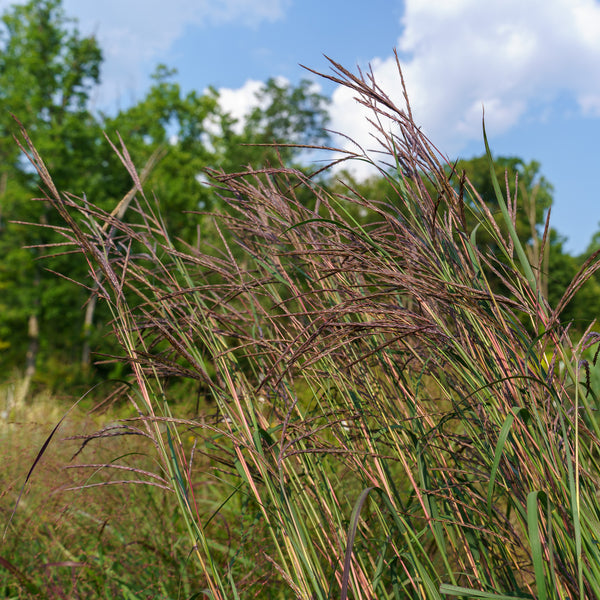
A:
[2,0,600,254]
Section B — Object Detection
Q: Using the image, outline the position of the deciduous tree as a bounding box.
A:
[0,0,102,395]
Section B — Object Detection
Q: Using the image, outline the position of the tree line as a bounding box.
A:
[0,0,598,396]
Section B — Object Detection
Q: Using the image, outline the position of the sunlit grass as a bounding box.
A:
[5,56,600,598]
[1,390,208,598]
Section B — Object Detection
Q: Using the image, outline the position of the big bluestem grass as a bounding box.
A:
[10,56,600,598]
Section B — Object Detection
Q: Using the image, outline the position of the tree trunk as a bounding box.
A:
[17,270,40,404]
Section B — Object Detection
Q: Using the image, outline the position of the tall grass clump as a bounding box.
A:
[11,56,600,598]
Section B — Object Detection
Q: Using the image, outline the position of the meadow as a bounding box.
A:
[3,58,600,599]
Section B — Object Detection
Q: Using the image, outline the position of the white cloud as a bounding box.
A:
[213,77,292,127]
[217,79,270,129]
[328,0,600,176]
[202,76,290,137]
[201,79,265,142]
[61,0,290,111]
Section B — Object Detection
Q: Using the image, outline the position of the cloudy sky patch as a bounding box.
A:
[329,0,600,159]
[1,0,599,252]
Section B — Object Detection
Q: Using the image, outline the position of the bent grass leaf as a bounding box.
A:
[486,407,530,518]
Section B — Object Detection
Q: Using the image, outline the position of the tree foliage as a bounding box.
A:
[0,0,103,385]
[0,0,331,388]
[454,155,553,247]
[454,155,600,329]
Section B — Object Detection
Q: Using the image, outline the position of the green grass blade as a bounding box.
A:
[486,407,530,517]
[439,584,528,599]
[526,490,548,600]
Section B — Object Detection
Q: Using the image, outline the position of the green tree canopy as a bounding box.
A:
[454,155,553,246]
[0,0,331,390]
[0,0,103,388]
